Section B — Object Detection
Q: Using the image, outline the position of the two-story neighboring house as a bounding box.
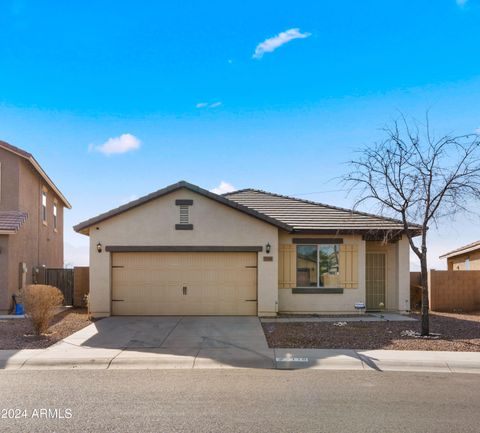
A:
[0,141,71,313]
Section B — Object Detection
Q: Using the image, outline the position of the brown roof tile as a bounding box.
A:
[224,189,422,234]
[0,211,28,233]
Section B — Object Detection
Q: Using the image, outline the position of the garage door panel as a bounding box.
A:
[111,252,257,315]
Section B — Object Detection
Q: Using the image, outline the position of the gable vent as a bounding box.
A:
[175,199,193,230]
[179,205,189,224]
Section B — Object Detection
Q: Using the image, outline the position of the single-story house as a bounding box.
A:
[74,181,421,318]
[440,241,480,271]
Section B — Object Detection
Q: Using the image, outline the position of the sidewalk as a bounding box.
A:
[2,345,480,373]
[261,312,417,323]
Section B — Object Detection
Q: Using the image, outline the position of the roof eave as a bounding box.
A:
[29,157,72,209]
[291,227,421,237]
[440,246,480,260]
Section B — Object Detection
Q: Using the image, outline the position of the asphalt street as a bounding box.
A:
[0,369,479,433]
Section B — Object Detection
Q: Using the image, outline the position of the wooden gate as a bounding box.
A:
[45,268,74,306]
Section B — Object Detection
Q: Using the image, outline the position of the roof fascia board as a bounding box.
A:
[440,244,480,259]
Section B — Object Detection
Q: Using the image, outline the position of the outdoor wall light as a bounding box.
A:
[96,242,102,253]
[266,242,271,254]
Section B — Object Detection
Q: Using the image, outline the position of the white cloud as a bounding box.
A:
[253,28,311,59]
[196,101,222,108]
[475,127,480,134]
[210,181,236,195]
[90,133,141,156]
[457,0,468,6]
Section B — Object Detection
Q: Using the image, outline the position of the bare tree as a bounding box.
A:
[344,115,480,335]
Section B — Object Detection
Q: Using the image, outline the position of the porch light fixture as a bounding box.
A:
[96,242,102,253]
[266,243,271,254]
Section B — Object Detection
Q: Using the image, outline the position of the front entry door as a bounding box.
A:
[366,253,386,311]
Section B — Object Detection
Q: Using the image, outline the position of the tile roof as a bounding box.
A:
[0,211,28,233]
[74,181,422,236]
[439,240,480,259]
[224,189,422,234]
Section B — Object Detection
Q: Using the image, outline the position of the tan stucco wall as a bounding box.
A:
[277,233,367,313]
[448,251,480,271]
[0,148,20,211]
[17,160,64,268]
[87,188,279,317]
[0,153,65,312]
[0,236,9,310]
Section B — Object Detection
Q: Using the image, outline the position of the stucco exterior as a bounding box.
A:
[278,233,367,313]
[87,188,279,317]
[0,145,68,313]
[81,183,412,318]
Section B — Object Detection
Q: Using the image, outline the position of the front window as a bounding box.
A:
[296,244,340,288]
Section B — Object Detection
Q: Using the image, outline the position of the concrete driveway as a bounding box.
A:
[43,316,275,369]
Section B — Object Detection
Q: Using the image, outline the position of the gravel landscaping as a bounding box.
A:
[262,311,480,352]
[0,308,93,350]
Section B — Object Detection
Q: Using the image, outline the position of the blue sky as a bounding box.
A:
[0,0,479,268]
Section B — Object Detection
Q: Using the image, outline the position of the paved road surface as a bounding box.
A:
[0,370,479,432]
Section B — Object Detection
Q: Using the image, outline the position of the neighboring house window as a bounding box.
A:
[466,257,470,271]
[296,244,340,288]
[53,202,58,230]
[41,191,47,223]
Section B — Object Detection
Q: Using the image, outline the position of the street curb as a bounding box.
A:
[2,348,480,373]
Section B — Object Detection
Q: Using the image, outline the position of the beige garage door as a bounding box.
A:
[111,252,257,315]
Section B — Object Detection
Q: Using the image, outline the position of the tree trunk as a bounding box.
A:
[420,254,429,336]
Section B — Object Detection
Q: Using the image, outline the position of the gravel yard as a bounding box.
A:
[262,312,480,351]
[0,308,93,350]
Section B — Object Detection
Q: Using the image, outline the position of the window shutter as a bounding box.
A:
[339,244,359,289]
[279,244,296,289]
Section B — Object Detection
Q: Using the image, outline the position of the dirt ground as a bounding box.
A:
[262,311,480,351]
[0,308,93,350]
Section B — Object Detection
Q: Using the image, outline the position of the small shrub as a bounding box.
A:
[83,292,89,308]
[23,285,64,335]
